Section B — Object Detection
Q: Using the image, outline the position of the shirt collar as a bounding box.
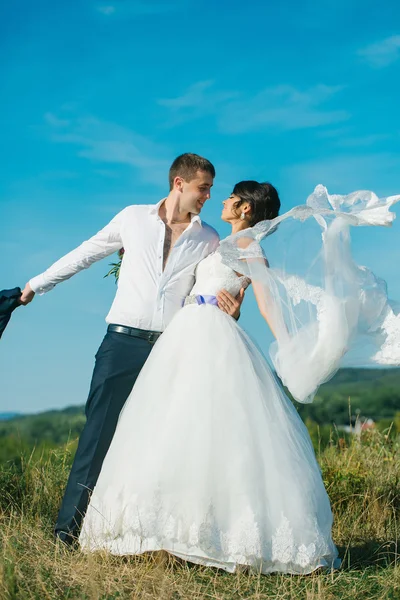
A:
[149,199,202,227]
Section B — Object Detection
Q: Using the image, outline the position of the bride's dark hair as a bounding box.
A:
[232,180,281,226]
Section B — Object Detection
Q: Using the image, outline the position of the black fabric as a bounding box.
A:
[55,331,154,544]
[0,287,21,339]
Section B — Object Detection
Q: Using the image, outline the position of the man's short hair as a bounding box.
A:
[169,153,216,190]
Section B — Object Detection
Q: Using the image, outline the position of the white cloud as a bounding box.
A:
[159,82,349,134]
[45,114,170,186]
[95,0,190,17]
[97,5,116,15]
[93,168,120,179]
[219,84,349,134]
[281,153,400,198]
[337,133,391,148]
[358,35,400,68]
[316,126,353,140]
[158,81,238,126]
[44,112,70,128]
[39,170,80,181]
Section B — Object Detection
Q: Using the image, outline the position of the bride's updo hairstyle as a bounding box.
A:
[232,181,281,227]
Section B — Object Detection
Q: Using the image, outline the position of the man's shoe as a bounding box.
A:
[54,530,79,550]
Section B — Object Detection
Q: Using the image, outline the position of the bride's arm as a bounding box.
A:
[219,235,286,335]
[251,277,278,339]
[241,254,284,340]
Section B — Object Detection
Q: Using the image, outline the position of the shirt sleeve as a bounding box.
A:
[29,208,127,294]
[210,234,220,253]
[208,229,220,253]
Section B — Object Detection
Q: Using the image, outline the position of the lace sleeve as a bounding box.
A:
[219,235,268,277]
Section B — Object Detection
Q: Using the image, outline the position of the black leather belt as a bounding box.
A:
[107,324,162,344]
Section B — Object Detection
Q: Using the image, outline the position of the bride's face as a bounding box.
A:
[221,194,242,222]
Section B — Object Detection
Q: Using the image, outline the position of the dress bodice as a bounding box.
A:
[190,251,250,298]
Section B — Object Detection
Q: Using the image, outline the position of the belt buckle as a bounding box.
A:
[148,331,158,344]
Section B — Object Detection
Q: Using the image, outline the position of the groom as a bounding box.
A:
[20,153,244,545]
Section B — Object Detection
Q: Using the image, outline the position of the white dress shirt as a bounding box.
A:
[29,201,220,331]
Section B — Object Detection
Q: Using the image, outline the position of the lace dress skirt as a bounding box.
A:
[80,302,340,574]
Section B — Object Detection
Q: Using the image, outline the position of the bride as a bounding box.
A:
[79,180,399,574]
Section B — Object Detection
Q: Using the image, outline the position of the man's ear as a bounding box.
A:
[174,176,184,192]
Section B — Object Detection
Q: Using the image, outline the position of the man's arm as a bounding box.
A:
[20,208,127,305]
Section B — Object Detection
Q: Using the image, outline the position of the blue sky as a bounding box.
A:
[1,0,399,413]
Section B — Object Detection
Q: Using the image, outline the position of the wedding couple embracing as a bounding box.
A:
[20,152,400,574]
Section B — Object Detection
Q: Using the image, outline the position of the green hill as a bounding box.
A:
[1,368,399,465]
[297,367,400,425]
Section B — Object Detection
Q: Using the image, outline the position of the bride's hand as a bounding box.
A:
[217,288,245,320]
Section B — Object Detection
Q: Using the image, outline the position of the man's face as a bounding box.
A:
[179,170,214,215]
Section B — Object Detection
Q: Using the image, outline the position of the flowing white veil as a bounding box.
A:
[219,185,400,404]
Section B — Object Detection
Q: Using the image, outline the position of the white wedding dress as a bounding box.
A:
[79,249,340,574]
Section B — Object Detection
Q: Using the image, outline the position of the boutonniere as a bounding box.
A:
[104,248,124,282]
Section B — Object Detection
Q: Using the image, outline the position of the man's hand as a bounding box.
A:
[216,288,245,320]
[19,283,35,306]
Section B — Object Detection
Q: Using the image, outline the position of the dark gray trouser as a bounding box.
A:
[55,330,153,543]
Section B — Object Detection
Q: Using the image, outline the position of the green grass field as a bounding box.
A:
[1,427,399,600]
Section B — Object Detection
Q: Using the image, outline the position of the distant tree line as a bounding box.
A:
[1,368,399,465]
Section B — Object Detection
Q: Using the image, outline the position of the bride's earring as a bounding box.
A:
[240,212,245,220]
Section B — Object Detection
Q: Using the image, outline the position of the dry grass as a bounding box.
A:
[0,431,399,600]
